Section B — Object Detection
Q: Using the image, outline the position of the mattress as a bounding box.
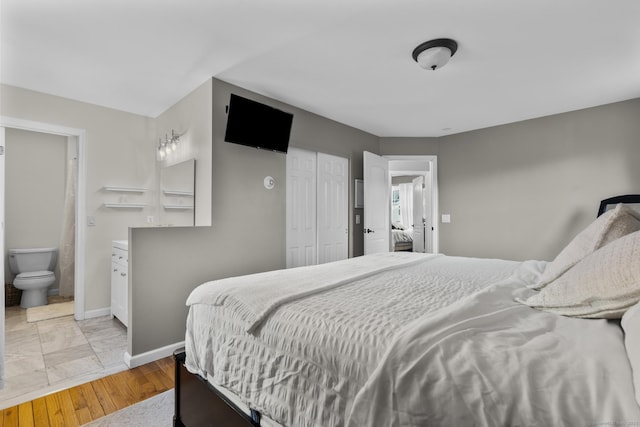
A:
[185,253,640,426]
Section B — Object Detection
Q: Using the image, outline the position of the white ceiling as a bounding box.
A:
[2,0,639,137]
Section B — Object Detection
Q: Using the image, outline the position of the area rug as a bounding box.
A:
[26,301,74,322]
[81,390,173,426]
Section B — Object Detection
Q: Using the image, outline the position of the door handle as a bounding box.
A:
[364,228,375,234]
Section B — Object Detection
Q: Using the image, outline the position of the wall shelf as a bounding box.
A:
[163,205,194,210]
[162,190,194,197]
[104,203,147,209]
[103,186,147,193]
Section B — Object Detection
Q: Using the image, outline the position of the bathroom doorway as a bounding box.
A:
[0,117,87,319]
[0,117,87,393]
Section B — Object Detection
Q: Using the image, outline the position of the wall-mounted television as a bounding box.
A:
[224,94,293,153]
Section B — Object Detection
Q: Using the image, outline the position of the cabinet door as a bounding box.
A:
[117,265,128,327]
[111,261,120,319]
[111,262,128,327]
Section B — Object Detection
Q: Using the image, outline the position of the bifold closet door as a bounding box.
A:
[317,153,348,264]
[286,148,317,268]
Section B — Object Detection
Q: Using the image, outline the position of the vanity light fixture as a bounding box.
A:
[157,129,182,161]
[412,38,458,71]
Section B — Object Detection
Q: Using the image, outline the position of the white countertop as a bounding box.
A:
[112,240,128,250]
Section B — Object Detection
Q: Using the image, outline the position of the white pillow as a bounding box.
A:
[533,204,640,290]
[622,301,640,407]
[518,229,640,319]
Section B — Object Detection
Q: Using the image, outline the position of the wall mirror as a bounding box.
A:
[159,158,195,226]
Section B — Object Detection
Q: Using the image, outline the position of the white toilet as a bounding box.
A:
[8,247,58,308]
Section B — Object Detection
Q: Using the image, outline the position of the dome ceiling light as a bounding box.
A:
[412,38,458,71]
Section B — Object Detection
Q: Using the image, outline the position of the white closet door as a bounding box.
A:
[286,148,317,268]
[317,152,348,264]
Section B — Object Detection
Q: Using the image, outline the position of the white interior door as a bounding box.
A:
[363,151,390,254]
[0,127,5,387]
[423,168,433,253]
[412,176,425,253]
[286,148,317,268]
[317,153,348,264]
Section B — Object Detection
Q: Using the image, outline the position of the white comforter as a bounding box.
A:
[347,261,640,426]
[392,228,414,244]
[185,254,640,427]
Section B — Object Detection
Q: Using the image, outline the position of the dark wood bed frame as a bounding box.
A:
[597,194,640,216]
[174,350,260,427]
[174,194,640,427]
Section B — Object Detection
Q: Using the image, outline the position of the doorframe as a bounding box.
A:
[0,116,87,320]
[384,155,439,253]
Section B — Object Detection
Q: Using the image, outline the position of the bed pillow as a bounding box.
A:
[622,301,640,407]
[518,229,640,319]
[533,204,640,290]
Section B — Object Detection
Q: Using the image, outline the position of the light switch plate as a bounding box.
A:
[87,216,96,226]
[441,214,451,223]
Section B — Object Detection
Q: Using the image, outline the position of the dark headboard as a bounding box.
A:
[597,194,640,217]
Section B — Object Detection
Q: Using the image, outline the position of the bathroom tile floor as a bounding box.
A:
[1,303,128,409]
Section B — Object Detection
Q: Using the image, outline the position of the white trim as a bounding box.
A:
[0,116,87,320]
[385,155,439,253]
[1,126,5,388]
[83,307,112,319]
[124,341,185,368]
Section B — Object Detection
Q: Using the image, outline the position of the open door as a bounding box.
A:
[363,151,390,254]
[412,176,425,252]
[0,127,5,387]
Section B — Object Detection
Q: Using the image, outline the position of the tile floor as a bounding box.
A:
[1,303,128,409]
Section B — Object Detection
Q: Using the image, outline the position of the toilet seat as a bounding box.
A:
[15,270,55,280]
[14,271,56,290]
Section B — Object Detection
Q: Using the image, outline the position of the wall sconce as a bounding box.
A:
[157,129,182,161]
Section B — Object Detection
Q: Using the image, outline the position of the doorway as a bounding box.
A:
[363,153,438,254]
[0,117,87,320]
[0,116,87,392]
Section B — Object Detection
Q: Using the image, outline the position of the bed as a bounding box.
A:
[174,194,640,427]
[391,223,413,251]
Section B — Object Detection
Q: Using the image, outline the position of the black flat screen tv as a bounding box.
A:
[224,94,293,153]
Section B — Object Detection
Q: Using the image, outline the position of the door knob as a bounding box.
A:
[364,228,375,234]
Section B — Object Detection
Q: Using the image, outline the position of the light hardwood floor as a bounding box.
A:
[0,356,174,426]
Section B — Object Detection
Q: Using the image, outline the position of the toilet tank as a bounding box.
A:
[8,247,58,274]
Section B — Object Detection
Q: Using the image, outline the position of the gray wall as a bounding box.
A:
[129,78,379,355]
[381,98,640,261]
[4,129,67,290]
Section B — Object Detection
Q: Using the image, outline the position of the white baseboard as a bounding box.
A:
[83,307,111,319]
[124,341,185,368]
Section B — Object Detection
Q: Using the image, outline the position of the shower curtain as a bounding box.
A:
[58,138,76,297]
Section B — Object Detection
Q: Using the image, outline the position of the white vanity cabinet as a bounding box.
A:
[111,240,129,327]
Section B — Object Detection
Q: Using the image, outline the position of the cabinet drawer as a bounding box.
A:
[112,247,128,265]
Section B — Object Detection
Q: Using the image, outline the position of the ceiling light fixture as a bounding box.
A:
[412,38,458,71]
